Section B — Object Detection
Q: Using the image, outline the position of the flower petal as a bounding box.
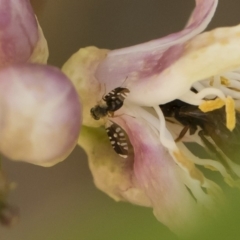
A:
[28,19,49,64]
[113,114,224,236]
[0,63,81,166]
[62,47,109,127]
[111,115,206,235]
[79,125,151,207]
[96,24,240,107]
[0,0,39,67]
[95,0,218,95]
[63,48,152,204]
[110,0,218,55]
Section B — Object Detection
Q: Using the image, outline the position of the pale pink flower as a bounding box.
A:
[63,0,240,235]
[0,0,82,166]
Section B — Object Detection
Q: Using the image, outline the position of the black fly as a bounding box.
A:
[90,87,130,158]
[90,87,130,120]
[160,99,240,165]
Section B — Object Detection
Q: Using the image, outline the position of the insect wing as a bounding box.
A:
[161,100,240,164]
[105,121,129,158]
[179,105,212,123]
[103,87,130,102]
[103,87,130,112]
[201,109,240,164]
[181,105,240,164]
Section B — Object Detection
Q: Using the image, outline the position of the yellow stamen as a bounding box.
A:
[226,96,236,131]
[199,98,225,112]
[173,151,204,184]
[204,165,218,171]
[224,178,240,189]
[220,77,230,86]
[199,96,236,131]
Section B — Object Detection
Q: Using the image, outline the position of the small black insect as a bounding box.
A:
[160,99,240,165]
[105,121,129,158]
[90,87,130,158]
[91,87,130,120]
[103,87,130,112]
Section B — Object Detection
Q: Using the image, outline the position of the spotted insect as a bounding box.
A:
[90,87,130,158]
[90,87,130,120]
[105,121,129,158]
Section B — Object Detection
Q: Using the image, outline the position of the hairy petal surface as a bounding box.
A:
[0,64,81,166]
[95,0,218,95]
[0,0,39,67]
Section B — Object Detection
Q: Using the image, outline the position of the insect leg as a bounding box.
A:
[108,111,114,118]
[175,125,190,142]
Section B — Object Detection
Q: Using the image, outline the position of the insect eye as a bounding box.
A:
[90,107,100,120]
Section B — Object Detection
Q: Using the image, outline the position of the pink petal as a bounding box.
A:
[114,116,201,235]
[95,0,218,93]
[0,0,38,67]
[28,21,49,64]
[111,0,217,55]
[78,126,152,207]
[0,63,82,166]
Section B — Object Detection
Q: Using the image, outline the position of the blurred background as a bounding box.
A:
[1,0,240,239]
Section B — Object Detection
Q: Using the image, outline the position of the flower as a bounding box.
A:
[62,0,240,236]
[0,0,82,166]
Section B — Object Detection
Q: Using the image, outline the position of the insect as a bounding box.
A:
[105,121,129,158]
[90,87,130,158]
[90,87,130,120]
[160,99,240,165]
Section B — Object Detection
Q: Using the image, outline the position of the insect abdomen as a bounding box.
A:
[105,121,128,158]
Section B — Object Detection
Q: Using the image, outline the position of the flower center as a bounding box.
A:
[125,69,240,205]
